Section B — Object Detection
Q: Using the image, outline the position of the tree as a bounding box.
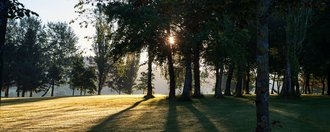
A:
[81,67,97,95]
[108,53,140,94]
[70,55,97,95]
[134,71,155,94]
[14,17,47,97]
[1,0,37,104]
[281,0,313,97]
[104,0,171,98]
[93,5,113,95]
[255,0,271,131]
[2,19,18,97]
[45,22,78,96]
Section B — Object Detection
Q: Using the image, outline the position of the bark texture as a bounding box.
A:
[0,0,10,106]
[224,64,234,96]
[215,66,224,98]
[193,48,202,98]
[181,53,192,100]
[256,0,271,131]
[145,49,154,98]
[167,46,176,99]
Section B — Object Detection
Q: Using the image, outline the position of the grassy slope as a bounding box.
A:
[0,95,329,132]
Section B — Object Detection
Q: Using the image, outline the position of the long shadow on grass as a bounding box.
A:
[0,96,73,107]
[182,101,219,131]
[164,100,179,132]
[88,98,149,132]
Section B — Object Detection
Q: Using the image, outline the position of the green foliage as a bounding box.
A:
[7,0,39,19]
[45,22,78,88]
[108,53,140,94]
[93,6,114,94]
[70,55,97,94]
[14,17,47,92]
[134,71,155,93]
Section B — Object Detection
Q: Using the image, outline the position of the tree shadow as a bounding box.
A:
[181,102,219,131]
[164,100,179,132]
[0,96,74,107]
[88,98,149,132]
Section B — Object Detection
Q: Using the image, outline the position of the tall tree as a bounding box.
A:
[14,17,47,97]
[45,22,78,96]
[281,0,312,97]
[0,0,37,104]
[108,53,140,94]
[70,55,97,95]
[255,0,271,131]
[93,5,112,95]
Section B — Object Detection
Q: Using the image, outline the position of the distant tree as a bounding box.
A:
[1,0,38,104]
[282,1,313,97]
[14,17,47,97]
[108,53,140,94]
[93,6,113,95]
[70,55,97,95]
[45,22,78,96]
[2,19,18,97]
[134,71,155,94]
[70,55,85,95]
[81,67,97,95]
[302,2,330,95]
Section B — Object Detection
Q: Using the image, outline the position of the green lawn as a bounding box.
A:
[0,95,329,132]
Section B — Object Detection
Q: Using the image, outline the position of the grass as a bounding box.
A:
[0,94,330,132]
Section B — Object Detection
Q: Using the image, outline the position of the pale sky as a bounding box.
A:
[20,0,95,56]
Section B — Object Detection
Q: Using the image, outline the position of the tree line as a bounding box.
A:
[0,8,146,98]
[75,0,329,130]
[73,0,330,99]
[1,0,329,131]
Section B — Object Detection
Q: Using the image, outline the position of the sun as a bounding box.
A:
[168,36,175,45]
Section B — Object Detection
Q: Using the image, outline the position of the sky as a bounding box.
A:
[20,0,95,56]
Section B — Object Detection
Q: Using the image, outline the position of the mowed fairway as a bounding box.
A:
[1,95,330,132]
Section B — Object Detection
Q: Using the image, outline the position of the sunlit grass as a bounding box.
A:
[1,94,329,131]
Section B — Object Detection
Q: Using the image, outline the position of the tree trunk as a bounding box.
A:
[98,80,102,95]
[51,80,55,97]
[72,88,75,96]
[0,0,10,107]
[215,66,224,99]
[277,75,280,95]
[322,78,325,95]
[22,87,26,97]
[306,74,311,94]
[16,86,20,97]
[193,47,202,98]
[224,64,234,96]
[255,0,271,131]
[235,66,243,97]
[295,74,300,95]
[214,67,219,96]
[271,73,276,94]
[283,52,292,97]
[181,52,192,100]
[84,89,86,96]
[29,91,33,97]
[80,88,82,96]
[245,69,251,94]
[167,46,176,99]
[255,76,258,94]
[145,49,154,98]
[4,86,9,97]
[304,74,309,94]
[327,67,330,95]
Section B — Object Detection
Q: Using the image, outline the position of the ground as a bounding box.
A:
[0,95,329,132]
